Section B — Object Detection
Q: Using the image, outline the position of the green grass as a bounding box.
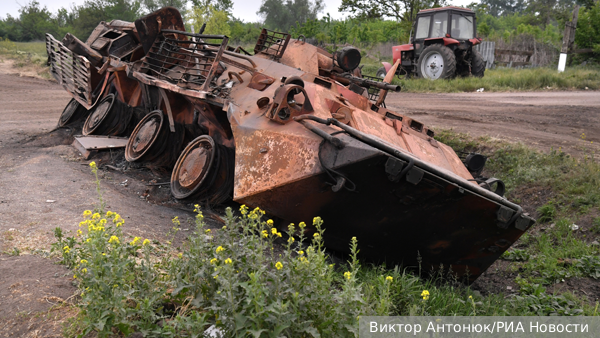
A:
[0,39,47,57]
[0,39,50,78]
[360,55,600,92]
[436,130,600,290]
[47,131,600,338]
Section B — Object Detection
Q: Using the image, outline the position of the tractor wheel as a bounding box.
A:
[416,45,456,80]
[471,49,485,78]
[376,67,387,79]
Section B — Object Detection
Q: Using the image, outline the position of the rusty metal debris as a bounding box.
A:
[72,135,129,159]
[47,7,535,282]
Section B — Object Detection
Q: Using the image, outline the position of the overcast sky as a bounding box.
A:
[1,0,476,23]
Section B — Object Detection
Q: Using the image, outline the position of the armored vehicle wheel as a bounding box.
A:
[416,45,456,80]
[376,67,387,79]
[82,94,131,136]
[471,49,485,78]
[58,98,89,127]
[125,110,184,167]
[171,135,234,203]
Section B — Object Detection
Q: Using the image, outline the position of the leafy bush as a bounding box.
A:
[537,202,557,224]
[514,278,584,316]
[575,255,600,279]
[502,249,530,261]
[51,169,395,337]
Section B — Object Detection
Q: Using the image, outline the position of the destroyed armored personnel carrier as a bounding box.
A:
[46,7,534,282]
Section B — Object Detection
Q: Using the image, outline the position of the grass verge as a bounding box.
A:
[49,136,600,336]
[0,39,50,79]
[436,130,600,289]
[361,55,600,92]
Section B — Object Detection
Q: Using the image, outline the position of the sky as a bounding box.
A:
[1,0,477,22]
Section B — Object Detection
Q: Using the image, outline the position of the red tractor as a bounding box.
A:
[377,6,485,80]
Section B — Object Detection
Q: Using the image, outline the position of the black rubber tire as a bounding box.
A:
[376,67,387,79]
[416,44,456,80]
[470,48,485,78]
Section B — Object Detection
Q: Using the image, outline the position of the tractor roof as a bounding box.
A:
[418,6,475,14]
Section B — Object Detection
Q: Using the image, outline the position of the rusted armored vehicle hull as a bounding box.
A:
[46,7,534,281]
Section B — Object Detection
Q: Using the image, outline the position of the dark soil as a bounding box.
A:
[2,70,600,333]
[0,254,76,338]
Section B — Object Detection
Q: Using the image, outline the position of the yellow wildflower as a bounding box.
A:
[142,239,150,246]
[288,237,295,244]
[216,246,224,254]
[421,290,430,300]
[222,226,227,230]
[210,258,218,265]
[277,232,282,238]
[344,271,352,280]
[275,261,283,270]
[82,268,87,274]
[178,253,183,258]
[313,216,322,225]
[267,219,274,227]
[116,221,124,227]
[63,246,70,253]
[271,228,277,235]
[131,237,140,245]
[80,259,88,264]
[469,295,473,300]
[299,222,306,229]
[99,219,107,225]
[106,211,114,217]
[193,204,200,212]
[261,230,268,238]
[83,210,92,217]
[108,236,120,244]
[313,233,320,239]
[86,238,91,243]
[205,229,211,233]
[92,213,100,220]
[240,204,248,215]
[172,216,180,226]
[89,161,96,169]
[77,229,82,236]
[386,276,393,283]
[73,275,77,279]
[298,250,304,256]
[225,258,232,265]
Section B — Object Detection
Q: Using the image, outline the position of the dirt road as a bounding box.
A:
[0,64,598,336]
[0,68,204,336]
[386,91,600,156]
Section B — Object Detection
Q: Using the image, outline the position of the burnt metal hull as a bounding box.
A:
[237,133,531,282]
[46,7,535,282]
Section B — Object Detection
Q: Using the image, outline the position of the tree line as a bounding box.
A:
[1,0,598,56]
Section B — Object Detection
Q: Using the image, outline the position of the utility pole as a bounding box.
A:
[558,5,580,72]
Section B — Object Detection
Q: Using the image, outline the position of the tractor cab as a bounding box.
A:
[378,7,484,80]
[411,7,477,58]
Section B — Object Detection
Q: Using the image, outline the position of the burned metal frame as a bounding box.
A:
[47,7,536,282]
[46,33,96,109]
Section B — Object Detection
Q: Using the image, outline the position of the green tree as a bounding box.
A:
[190,0,233,14]
[339,0,447,24]
[142,0,189,15]
[72,0,142,40]
[257,0,324,32]
[188,5,231,36]
[17,1,57,41]
[575,2,600,54]
[480,0,527,17]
